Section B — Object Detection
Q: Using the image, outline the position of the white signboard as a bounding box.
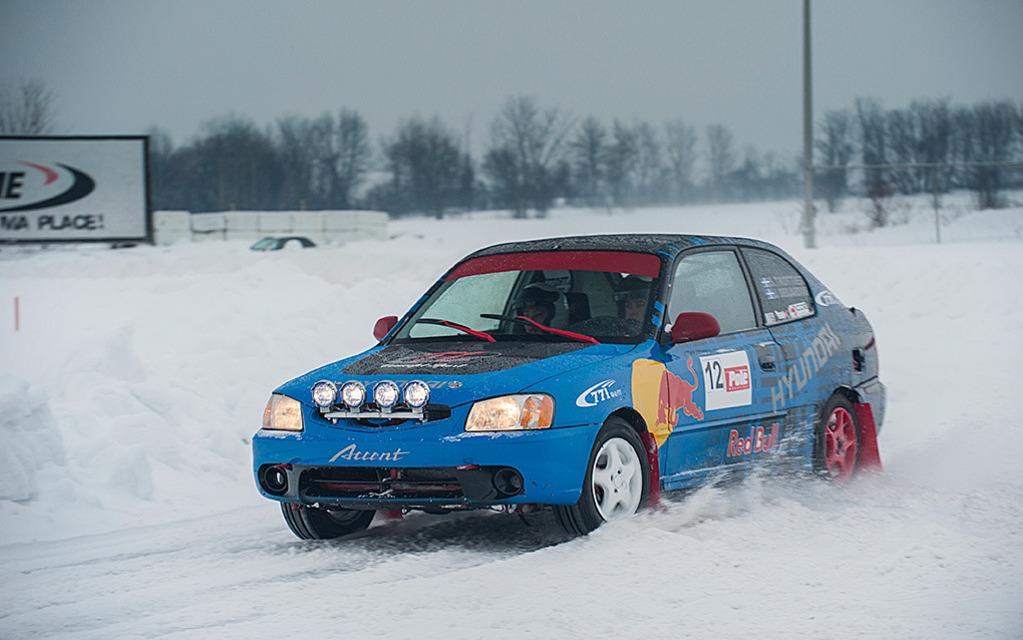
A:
[0,136,151,243]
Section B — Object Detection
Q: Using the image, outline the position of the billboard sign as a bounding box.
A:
[0,136,152,244]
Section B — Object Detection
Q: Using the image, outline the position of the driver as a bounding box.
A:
[616,275,652,323]
[512,283,562,334]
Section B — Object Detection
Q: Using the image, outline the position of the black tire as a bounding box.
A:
[554,417,650,536]
[280,503,376,540]
[813,393,860,482]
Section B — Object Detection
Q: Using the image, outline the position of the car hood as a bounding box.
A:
[276,340,641,408]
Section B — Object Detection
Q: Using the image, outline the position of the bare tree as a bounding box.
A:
[912,99,953,206]
[193,116,281,211]
[484,96,573,218]
[275,116,318,209]
[482,146,524,216]
[970,101,1016,209]
[732,145,765,202]
[603,120,638,207]
[664,120,697,203]
[855,98,892,226]
[381,116,463,218]
[706,124,736,201]
[761,151,800,200]
[570,116,607,207]
[146,126,186,210]
[815,109,855,211]
[274,109,370,210]
[334,108,371,209]
[632,121,664,205]
[0,78,56,134]
[886,108,920,194]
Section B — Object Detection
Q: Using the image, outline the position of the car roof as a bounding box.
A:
[464,234,780,262]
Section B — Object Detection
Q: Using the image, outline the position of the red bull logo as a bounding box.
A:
[726,423,780,458]
[658,356,704,425]
[632,357,706,448]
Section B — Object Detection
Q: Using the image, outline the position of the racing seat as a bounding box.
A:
[566,292,591,324]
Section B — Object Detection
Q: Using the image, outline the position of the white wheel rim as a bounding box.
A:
[591,437,643,521]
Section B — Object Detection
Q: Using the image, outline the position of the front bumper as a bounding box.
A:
[252,418,601,509]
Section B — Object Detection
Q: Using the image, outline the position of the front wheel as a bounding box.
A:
[814,394,860,481]
[280,503,376,540]
[554,417,650,536]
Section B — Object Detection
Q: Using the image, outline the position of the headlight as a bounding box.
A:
[465,394,554,431]
[261,394,304,431]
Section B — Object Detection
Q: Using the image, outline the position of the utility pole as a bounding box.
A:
[802,0,816,248]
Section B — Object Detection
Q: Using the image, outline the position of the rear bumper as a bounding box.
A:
[855,377,886,432]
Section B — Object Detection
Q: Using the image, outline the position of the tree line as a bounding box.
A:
[816,98,1023,213]
[2,78,1021,217]
[147,96,1023,217]
[146,96,805,218]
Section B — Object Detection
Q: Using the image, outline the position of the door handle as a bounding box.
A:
[758,354,776,371]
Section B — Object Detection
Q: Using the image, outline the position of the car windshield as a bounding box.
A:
[392,250,661,344]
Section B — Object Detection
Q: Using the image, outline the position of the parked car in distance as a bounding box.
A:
[253,234,885,540]
[250,236,316,251]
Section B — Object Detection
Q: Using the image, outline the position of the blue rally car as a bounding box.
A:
[253,235,885,539]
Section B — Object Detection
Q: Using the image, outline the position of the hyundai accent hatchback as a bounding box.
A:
[253,234,885,539]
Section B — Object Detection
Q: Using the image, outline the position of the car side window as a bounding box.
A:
[741,248,814,325]
[667,250,756,334]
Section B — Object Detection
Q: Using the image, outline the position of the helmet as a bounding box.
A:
[614,275,652,302]
[512,282,569,327]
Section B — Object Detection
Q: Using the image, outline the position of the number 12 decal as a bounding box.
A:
[699,350,753,411]
[704,360,724,390]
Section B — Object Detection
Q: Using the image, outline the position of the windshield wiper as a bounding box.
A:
[416,318,496,342]
[480,314,599,344]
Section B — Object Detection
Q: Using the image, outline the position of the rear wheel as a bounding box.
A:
[280,503,376,540]
[554,417,650,535]
[814,394,860,481]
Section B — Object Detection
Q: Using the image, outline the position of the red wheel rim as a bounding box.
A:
[824,407,858,481]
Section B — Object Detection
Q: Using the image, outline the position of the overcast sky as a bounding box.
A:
[2,0,1021,160]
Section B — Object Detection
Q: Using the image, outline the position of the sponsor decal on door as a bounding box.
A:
[699,350,752,411]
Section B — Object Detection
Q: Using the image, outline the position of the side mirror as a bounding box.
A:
[373,315,398,341]
[670,312,721,343]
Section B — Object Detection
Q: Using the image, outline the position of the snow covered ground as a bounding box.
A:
[1,197,1021,638]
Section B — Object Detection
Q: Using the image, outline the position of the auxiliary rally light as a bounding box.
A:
[311,380,337,408]
[373,380,400,409]
[340,381,367,408]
